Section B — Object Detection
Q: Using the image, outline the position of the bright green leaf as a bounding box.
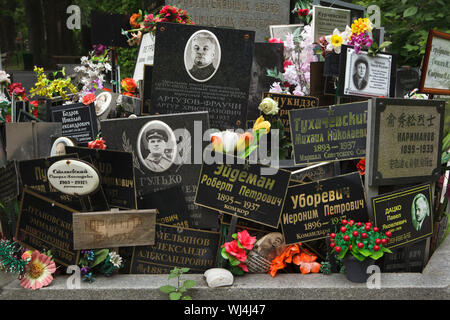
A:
[169,292,182,300]
[91,249,109,268]
[168,273,178,280]
[403,6,418,18]
[178,286,187,293]
[184,280,196,289]
[180,268,190,273]
[160,285,177,294]
[182,295,193,300]
[370,250,384,260]
[229,256,242,267]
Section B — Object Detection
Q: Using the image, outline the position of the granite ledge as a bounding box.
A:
[1,236,449,300]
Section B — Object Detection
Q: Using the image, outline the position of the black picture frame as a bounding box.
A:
[338,45,397,98]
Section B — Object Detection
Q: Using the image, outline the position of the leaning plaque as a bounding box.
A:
[367,98,445,186]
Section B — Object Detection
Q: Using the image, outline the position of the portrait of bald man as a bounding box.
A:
[185,30,221,82]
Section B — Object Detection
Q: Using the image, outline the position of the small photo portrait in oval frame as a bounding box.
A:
[137,120,177,173]
[352,56,369,91]
[184,30,221,83]
[95,92,113,118]
[411,193,430,231]
[50,137,76,157]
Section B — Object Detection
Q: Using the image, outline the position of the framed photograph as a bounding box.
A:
[269,24,304,41]
[184,30,221,83]
[419,30,450,95]
[338,45,396,98]
[50,136,76,157]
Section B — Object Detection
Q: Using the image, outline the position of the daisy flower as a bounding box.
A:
[109,251,123,268]
[20,251,56,290]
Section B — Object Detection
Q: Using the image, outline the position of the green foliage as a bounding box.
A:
[160,267,196,300]
[354,0,450,67]
[117,47,139,80]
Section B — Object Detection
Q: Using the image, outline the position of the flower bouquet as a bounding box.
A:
[79,249,124,282]
[269,244,321,277]
[330,219,392,282]
[123,6,194,46]
[221,230,256,275]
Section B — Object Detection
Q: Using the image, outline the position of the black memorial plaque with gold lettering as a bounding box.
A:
[281,172,369,245]
[130,224,221,274]
[195,156,291,228]
[263,92,319,144]
[289,101,368,165]
[367,98,444,186]
[151,22,254,130]
[65,146,137,210]
[0,161,19,203]
[101,112,219,229]
[372,183,433,249]
[15,189,80,266]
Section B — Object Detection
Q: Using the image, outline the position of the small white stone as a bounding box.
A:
[203,268,234,288]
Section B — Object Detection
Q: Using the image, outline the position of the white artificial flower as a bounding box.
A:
[325,28,344,54]
[109,251,123,268]
[0,70,10,85]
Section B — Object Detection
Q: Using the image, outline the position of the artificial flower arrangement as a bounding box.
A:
[292,0,312,24]
[330,219,392,261]
[88,137,107,150]
[356,158,366,176]
[0,237,57,290]
[74,45,112,103]
[267,24,317,96]
[269,244,321,277]
[79,249,124,282]
[320,17,391,57]
[123,5,194,46]
[221,230,256,275]
[29,66,77,101]
[210,115,271,158]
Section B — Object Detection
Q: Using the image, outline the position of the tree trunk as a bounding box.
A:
[24,0,46,66]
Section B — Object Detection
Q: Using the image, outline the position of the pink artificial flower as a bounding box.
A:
[237,263,249,272]
[82,93,96,105]
[20,250,56,290]
[283,60,293,71]
[223,240,247,262]
[237,230,256,250]
[268,38,283,44]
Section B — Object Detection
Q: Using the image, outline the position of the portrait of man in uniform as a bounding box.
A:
[137,120,177,173]
[184,30,221,82]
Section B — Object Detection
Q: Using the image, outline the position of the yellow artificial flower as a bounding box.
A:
[331,34,343,47]
[253,116,271,134]
[351,18,373,35]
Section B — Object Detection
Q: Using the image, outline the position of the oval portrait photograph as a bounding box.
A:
[184,30,221,83]
[137,120,177,173]
[50,137,76,157]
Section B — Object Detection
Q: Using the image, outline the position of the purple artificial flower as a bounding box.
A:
[93,44,107,56]
[81,266,91,275]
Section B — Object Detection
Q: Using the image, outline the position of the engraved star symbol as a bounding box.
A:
[315,183,323,192]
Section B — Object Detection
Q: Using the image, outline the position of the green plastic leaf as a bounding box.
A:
[221,247,231,260]
[160,285,176,294]
[91,249,109,268]
[169,292,182,300]
[378,41,392,50]
[232,233,237,239]
[359,248,372,257]
[351,251,366,261]
[182,295,193,300]
[370,250,384,260]
[442,152,450,164]
[229,256,242,267]
[337,247,348,259]
[403,6,418,17]
[382,247,393,254]
[237,241,244,249]
[183,280,196,289]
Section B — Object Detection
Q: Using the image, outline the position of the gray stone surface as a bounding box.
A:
[1,236,449,300]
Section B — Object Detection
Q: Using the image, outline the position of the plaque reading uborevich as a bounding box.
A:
[130,224,221,274]
[281,172,369,245]
[289,101,368,165]
[194,156,291,228]
[15,189,80,266]
[367,98,445,186]
[101,112,219,229]
[151,22,254,130]
[372,183,433,249]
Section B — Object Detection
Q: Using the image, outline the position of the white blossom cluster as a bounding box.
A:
[74,52,112,101]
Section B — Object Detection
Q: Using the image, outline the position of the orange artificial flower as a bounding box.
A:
[292,251,321,274]
[129,13,142,28]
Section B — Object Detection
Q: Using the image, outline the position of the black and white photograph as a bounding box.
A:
[50,137,76,157]
[94,91,113,118]
[411,193,430,231]
[269,24,304,41]
[136,120,177,173]
[340,46,396,98]
[184,30,221,82]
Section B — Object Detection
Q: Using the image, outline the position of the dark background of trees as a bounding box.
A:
[1,0,449,74]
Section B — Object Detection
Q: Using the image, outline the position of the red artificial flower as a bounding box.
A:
[283,60,293,71]
[268,38,283,44]
[122,92,134,97]
[121,78,137,93]
[129,13,142,28]
[8,82,26,99]
[298,8,310,16]
[82,93,96,105]
[30,100,39,108]
[222,240,247,262]
[237,263,248,272]
[237,230,256,251]
[356,158,366,176]
[5,115,11,122]
[88,138,107,150]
